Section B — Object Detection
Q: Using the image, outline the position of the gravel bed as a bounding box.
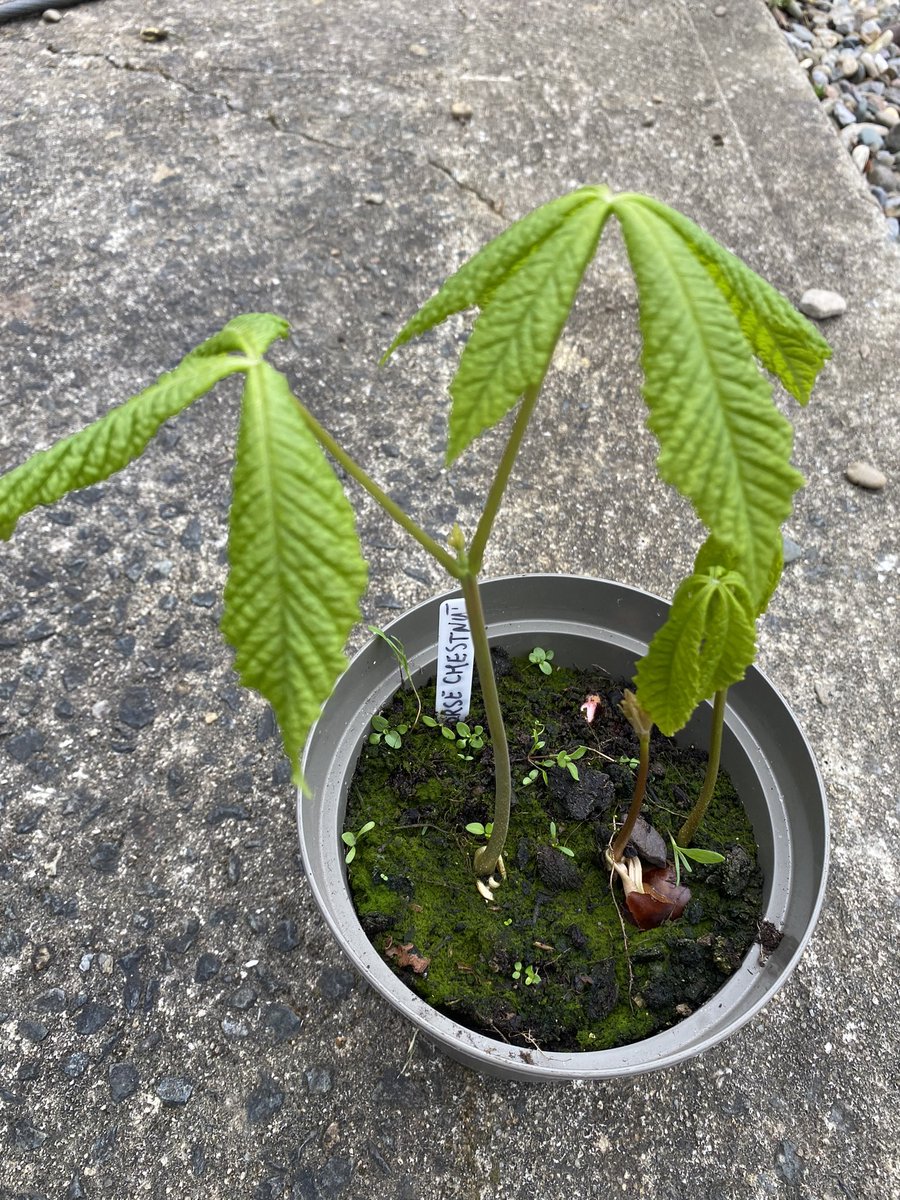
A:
[772,0,900,238]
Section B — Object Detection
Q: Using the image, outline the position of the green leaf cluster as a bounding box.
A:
[0,184,831,823]
[612,195,826,612]
[528,646,555,675]
[387,188,829,738]
[368,714,409,750]
[0,314,367,786]
[634,566,756,736]
[383,186,614,461]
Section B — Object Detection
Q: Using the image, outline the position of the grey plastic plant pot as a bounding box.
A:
[298,574,829,1082]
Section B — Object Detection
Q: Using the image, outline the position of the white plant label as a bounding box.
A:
[436,598,473,721]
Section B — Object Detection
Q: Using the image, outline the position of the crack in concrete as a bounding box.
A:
[262,109,352,151]
[55,49,352,152]
[427,158,505,217]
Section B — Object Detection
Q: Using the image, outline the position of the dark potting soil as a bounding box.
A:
[342,647,764,1052]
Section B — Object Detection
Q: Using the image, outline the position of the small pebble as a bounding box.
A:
[18,1019,50,1044]
[118,686,156,730]
[305,1066,333,1094]
[89,842,120,875]
[227,985,257,1012]
[869,162,900,189]
[246,1076,284,1124]
[845,460,887,489]
[852,143,871,169]
[10,1119,47,1152]
[814,680,834,707]
[60,1051,90,1079]
[858,124,885,148]
[109,1062,139,1102]
[195,953,221,983]
[35,987,66,1012]
[263,1003,302,1042]
[451,101,473,122]
[714,4,727,14]
[221,1017,250,1038]
[156,1077,193,1107]
[363,192,385,205]
[269,919,301,954]
[42,9,62,22]
[73,1000,115,1035]
[226,852,242,885]
[31,944,53,973]
[140,27,168,43]
[206,802,251,826]
[317,966,356,1000]
[860,19,883,43]
[798,288,847,319]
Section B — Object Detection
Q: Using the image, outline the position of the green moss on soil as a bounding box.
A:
[343,647,763,1052]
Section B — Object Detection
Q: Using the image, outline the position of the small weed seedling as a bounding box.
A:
[368,625,423,726]
[465,821,494,839]
[522,743,587,787]
[0,186,829,908]
[439,720,485,760]
[341,820,375,864]
[528,647,555,675]
[512,962,541,986]
[527,721,547,756]
[368,714,409,750]
[548,821,575,858]
[669,835,726,887]
[521,766,546,788]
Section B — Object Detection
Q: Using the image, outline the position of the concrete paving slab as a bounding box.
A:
[0,1,898,1197]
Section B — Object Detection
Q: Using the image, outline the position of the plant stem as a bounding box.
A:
[468,382,542,573]
[459,572,511,878]
[678,688,727,847]
[295,401,461,578]
[610,733,650,862]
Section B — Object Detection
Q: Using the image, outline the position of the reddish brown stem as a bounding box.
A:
[610,732,650,862]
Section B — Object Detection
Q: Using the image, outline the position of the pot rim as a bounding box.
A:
[299,573,830,1080]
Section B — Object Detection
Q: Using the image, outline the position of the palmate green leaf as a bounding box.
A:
[629,197,831,405]
[221,362,368,784]
[614,199,805,603]
[0,349,247,540]
[383,187,612,462]
[635,568,757,736]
